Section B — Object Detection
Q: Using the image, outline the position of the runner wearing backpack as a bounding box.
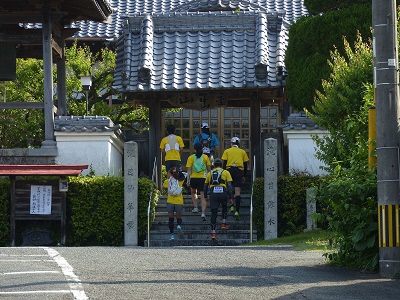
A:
[163,166,186,241]
[160,124,185,172]
[192,122,220,166]
[186,142,211,221]
[221,137,249,221]
[203,158,233,240]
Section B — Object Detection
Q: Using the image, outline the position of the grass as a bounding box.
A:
[245,230,334,252]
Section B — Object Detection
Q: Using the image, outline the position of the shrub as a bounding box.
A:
[66,176,158,246]
[252,175,322,240]
[316,165,378,271]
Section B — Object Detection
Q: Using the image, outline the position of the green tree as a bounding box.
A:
[0,43,150,148]
[285,3,372,111]
[309,34,378,271]
[304,0,370,15]
[309,33,373,171]
[64,42,149,130]
[0,59,45,148]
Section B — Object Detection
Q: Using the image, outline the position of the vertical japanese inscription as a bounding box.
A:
[124,141,139,245]
[264,138,278,240]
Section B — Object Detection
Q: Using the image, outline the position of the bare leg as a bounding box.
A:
[234,186,241,197]
[191,188,198,209]
[200,191,206,213]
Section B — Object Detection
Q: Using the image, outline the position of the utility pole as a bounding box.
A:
[372,1,400,278]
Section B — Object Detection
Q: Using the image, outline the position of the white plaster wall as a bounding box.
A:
[283,130,329,176]
[54,131,124,177]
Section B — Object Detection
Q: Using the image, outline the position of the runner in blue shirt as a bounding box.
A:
[193,122,220,166]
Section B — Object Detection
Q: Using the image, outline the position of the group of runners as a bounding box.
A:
[160,122,249,240]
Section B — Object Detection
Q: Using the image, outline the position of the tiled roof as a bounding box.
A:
[54,116,122,133]
[114,11,282,91]
[279,112,325,131]
[72,0,308,93]
[74,0,308,39]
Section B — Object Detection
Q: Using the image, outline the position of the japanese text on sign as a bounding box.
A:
[30,185,52,215]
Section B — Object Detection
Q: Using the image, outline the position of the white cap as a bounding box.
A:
[231,137,240,143]
[201,122,209,128]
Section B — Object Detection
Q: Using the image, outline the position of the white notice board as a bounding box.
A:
[30,185,52,215]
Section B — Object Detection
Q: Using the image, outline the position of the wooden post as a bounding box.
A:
[60,177,67,245]
[250,94,261,177]
[10,176,16,247]
[56,36,67,116]
[149,99,162,188]
[42,6,56,147]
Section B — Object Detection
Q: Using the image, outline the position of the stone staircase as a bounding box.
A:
[145,193,257,247]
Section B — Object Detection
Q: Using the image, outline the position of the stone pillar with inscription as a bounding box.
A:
[304,188,317,231]
[305,187,317,232]
[264,138,278,240]
[124,141,138,246]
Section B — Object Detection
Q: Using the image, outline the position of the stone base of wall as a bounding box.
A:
[0,148,57,164]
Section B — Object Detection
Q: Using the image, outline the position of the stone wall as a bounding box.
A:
[0,148,57,164]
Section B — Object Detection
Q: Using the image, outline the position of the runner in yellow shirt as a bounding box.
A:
[204,158,233,240]
[186,142,211,221]
[221,137,249,221]
[163,166,185,240]
[160,124,185,171]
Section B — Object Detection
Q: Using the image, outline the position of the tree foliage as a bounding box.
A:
[308,33,378,271]
[317,164,378,271]
[0,42,149,148]
[0,59,45,148]
[64,42,148,130]
[304,0,370,15]
[309,33,373,171]
[285,3,372,111]
[305,0,400,15]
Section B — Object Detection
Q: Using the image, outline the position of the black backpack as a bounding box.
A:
[198,133,212,149]
[211,169,225,185]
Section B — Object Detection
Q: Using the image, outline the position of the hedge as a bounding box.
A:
[0,176,158,246]
[253,174,323,240]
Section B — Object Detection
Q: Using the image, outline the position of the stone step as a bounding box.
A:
[147,229,257,241]
[144,238,254,247]
[156,195,253,206]
[150,220,253,230]
[153,211,252,222]
[148,193,257,247]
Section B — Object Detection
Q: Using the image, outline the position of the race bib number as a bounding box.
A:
[213,186,223,193]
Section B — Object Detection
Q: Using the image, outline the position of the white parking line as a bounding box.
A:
[43,247,89,300]
[0,254,48,257]
[3,270,60,275]
[0,290,71,295]
[0,259,54,262]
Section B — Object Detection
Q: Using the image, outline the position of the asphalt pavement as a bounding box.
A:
[1,245,399,299]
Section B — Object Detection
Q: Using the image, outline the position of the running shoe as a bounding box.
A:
[221,223,229,230]
[169,233,174,240]
[229,205,235,213]
[234,211,240,221]
[191,207,199,213]
[201,212,206,221]
[211,233,217,240]
[177,225,184,238]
